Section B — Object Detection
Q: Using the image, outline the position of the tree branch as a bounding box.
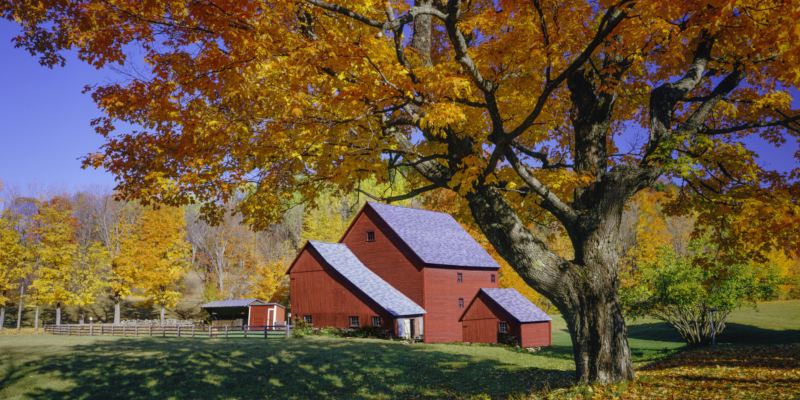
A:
[503,147,577,223]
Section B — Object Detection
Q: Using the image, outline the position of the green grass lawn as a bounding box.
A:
[0,300,797,400]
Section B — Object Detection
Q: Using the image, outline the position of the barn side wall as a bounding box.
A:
[520,321,552,348]
[340,206,425,306]
[289,246,395,331]
[423,269,498,343]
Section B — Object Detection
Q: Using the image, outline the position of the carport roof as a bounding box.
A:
[200,299,285,309]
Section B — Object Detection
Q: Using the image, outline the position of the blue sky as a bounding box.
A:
[1,19,797,194]
[0,21,119,191]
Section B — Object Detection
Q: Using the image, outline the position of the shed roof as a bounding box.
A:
[365,202,501,269]
[200,299,285,309]
[479,288,552,323]
[309,241,426,317]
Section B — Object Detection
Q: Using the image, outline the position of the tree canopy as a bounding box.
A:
[3,0,799,384]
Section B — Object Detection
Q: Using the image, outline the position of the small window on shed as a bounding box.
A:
[350,316,360,327]
[491,274,496,283]
[372,316,381,327]
[303,315,313,325]
[498,322,508,333]
[366,231,376,242]
[457,273,462,283]
[458,298,464,308]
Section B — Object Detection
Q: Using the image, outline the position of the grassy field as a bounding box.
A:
[0,301,797,399]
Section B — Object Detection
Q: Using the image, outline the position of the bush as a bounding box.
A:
[621,241,784,346]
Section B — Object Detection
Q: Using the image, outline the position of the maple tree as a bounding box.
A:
[90,191,143,324]
[131,206,191,324]
[4,0,800,383]
[0,181,27,331]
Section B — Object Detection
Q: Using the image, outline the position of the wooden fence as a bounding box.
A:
[43,324,292,339]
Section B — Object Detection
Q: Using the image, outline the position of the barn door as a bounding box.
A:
[267,308,274,329]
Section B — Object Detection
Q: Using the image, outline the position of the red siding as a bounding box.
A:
[340,207,425,306]
[274,306,286,323]
[249,306,270,327]
[461,292,551,347]
[423,268,498,343]
[248,305,287,329]
[288,246,395,331]
[520,321,552,347]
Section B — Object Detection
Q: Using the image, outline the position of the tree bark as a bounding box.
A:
[0,304,5,331]
[16,283,24,331]
[160,305,165,324]
[112,292,122,324]
[34,305,39,331]
[465,180,640,384]
[56,301,62,325]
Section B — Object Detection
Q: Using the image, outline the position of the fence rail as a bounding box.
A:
[44,323,292,339]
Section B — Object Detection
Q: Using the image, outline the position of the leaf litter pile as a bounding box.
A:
[547,344,800,399]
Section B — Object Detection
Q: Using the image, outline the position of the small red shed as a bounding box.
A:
[460,288,552,347]
[200,299,286,328]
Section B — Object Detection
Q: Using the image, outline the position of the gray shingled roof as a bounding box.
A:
[309,241,426,317]
[367,202,501,269]
[200,299,282,308]
[481,288,552,323]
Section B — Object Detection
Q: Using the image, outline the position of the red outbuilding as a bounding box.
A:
[460,288,552,347]
[200,299,286,328]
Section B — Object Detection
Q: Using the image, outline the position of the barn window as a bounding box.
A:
[372,316,381,327]
[458,298,464,308]
[457,273,462,283]
[366,231,375,242]
[498,322,508,333]
[491,274,496,283]
[303,315,312,325]
[350,316,360,327]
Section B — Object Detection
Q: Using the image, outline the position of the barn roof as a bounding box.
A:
[480,288,552,323]
[309,241,426,317]
[365,202,501,269]
[200,299,284,309]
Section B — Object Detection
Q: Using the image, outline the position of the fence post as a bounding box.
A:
[136,325,139,337]
[90,323,93,336]
[178,325,181,338]
[124,326,127,337]
[149,325,152,337]
[192,325,195,339]
[264,325,268,339]
[225,326,229,339]
[244,326,247,339]
[163,326,166,338]
[208,325,212,339]
[285,322,290,339]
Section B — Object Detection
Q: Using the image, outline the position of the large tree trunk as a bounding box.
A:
[114,293,121,325]
[465,181,640,384]
[160,305,165,324]
[0,304,5,331]
[34,305,39,331]
[56,301,62,325]
[16,283,24,331]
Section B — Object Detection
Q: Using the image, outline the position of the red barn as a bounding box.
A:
[287,240,426,338]
[287,202,552,346]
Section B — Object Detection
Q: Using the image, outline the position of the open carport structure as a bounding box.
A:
[200,299,286,328]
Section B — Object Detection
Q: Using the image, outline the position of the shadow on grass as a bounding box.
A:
[627,321,800,346]
[717,323,800,345]
[0,337,574,399]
